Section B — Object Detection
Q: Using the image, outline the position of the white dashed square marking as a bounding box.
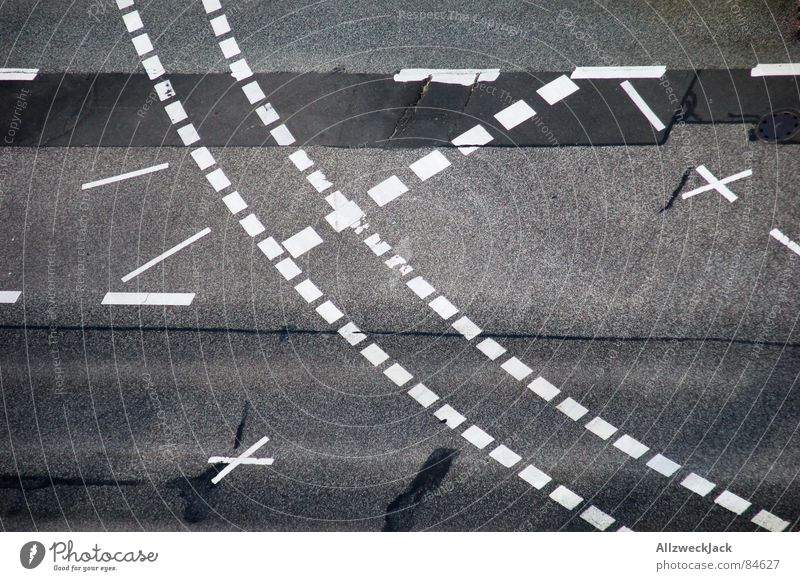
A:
[408,384,439,408]
[282,226,323,258]
[191,147,216,170]
[367,175,409,207]
[489,445,521,467]
[384,363,413,386]
[257,237,283,260]
[500,357,533,381]
[131,33,153,56]
[176,123,200,145]
[307,170,332,192]
[218,37,241,58]
[613,434,649,459]
[294,279,323,303]
[434,405,466,429]
[222,191,247,215]
[494,100,536,130]
[275,257,301,280]
[325,200,364,232]
[580,506,615,531]
[154,80,175,101]
[229,59,253,81]
[409,150,451,181]
[549,485,583,510]
[646,454,681,477]
[141,55,165,80]
[206,168,230,191]
[209,14,231,36]
[461,425,495,449]
[584,416,617,440]
[518,465,552,489]
[451,316,481,340]
[315,300,344,324]
[241,81,266,104]
[556,397,588,421]
[338,322,366,346]
[257,104,280,126]
[406,276,435,299]
[164,101,188,124]
[714,490,751,515]
[239,213,265,237]
[289,150,314,171]
[364,234,391,256]
[751,510,790,532]
[270,124,295,145]
[527,376,560,402]
[537,74,579,105]
[201,0,221,13]
[122,10,143,32]
[680,473,716,497]
[360,343,389,366]
[476,338,506,360]
[429,296,458,319]
[451,124,493,155]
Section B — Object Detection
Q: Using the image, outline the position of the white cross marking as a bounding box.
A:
[681,165,752,202]
[210,436,270,484]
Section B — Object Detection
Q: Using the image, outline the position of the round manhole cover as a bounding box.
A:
[756,109,800,142]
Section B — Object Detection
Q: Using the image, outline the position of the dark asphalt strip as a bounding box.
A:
[1,70,798,148]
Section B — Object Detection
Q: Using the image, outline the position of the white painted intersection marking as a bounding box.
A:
[316,300,344,324]
[81,163,169,190]
[218,37,241,59]
[428,296,458,319]
[163,101,188,124]
[0,291,22,303]
[209,14,231,36]
[131,33,154,56]
[451,124,493,155]
[239,214,266,237]
[384,363,413,386]
[461,425,495,449]
[222,191,247,214]
[201,0,222,14]
[613,434,650,459]
[241,81,266,104]
[257,237,284,260]
[326,199,364,232]
[476,338,506,360]
[549,485,583,510]
[580,506,616,531]
[289,150,314,171]
[270,124,295,145]
[229,60,253,81]
[0,68,39,81]
[494,100,536,130]
[556,397,588,421]
[338,322,367,346]
[584,416,617,440]
[536,75,579,105]
[121,227,211,282]
[500,357,533,381]
[434,404,467,429]
[360,343,390,366]
[406,276,435,299]
[751,509,790,532]
[208,457,273,465]
[409,150,451,181]
[154,80,175,101]
[714,490,751,515]
[282,226,323,258]
[141,55,165,80]
[176,123,200,145]
[206,168,231,191]
[751,63,800,77]
[620,80,665,131]
[368,175,409,206]
[518,464,552,489]
[191,147,216,170]
[682,165,751,202]
[408,384,439,408]
[489,445,521,467]
[570,66,666,79]
[451,316,482,340]
[307,170,332,192]
[527,376,560,402]
[275,257,302,280]
[393,68,500,85]
[210,435,270,484]
[646,454,681,477]
[770,228,800,257]
[101,292,195,306]
[680,472,716,497]
[294,279,323,303]
[364,233,392,256]
[122,10,143,32]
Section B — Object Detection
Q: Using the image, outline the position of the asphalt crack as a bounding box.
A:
[387,75,432,143]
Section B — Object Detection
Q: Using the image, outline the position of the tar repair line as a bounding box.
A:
[114,0,633,531]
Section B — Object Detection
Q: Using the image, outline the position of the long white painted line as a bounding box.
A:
[580,506,616,531]
[620,80,665,131]
[208,457,274,465]
[751,63,800,77]
[393,68,500,85]
[0,291,22,303]
[571,66,666,79]
[211,436,270,484]
[121,228,211,282]
[770,228,800,257]
[461,425,495,449]
[81,163,169,190]
[645,453,681,477]
[751,509,790,532]
[714,490,752,515]
[489,444,521,467]
[101,292,195,306]
[537,75,580,105]
[0,68,39,80]
[549,485,583,510]
[681,167,752,200]
[518,464,552,489]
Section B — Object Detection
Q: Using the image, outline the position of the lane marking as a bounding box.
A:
[461,425,495,449]
[770,228,800,257]
[241,80,265,104]
[406,276,435,299]
[714,490,752,515]
[428,296,459,319]
[368,175,409,207]
[164,100,188,124]
[384,363,413,386]
[556,397,589,421]
[154,79,175,101]
[751,509,790,532]
[295,279,323,303]
[191,147,216,170]
[494,100,536,130]
[549,485,583,510]
[289,150,314,171]
[121,227,211,282]
[751,63,800,77]
[316,300,344,324]
[408,383,439,408]
[393,68,500,85]
[680,472,716,497]
[210,435,270,484]
[613,434,650,459]
[451,316,482,340]
[434,404,466,429]
[528,376,561,402]
[257,103,280,126]
[645,453,681,477]
[451,124,493,155]
[361,343,390,366]
[580,506,616,531]
[518,464,552,489]
[81,163,169,190]
[620,80,665,131]
[0,68,39,81]
[209,14,231,36]
[208,457,273,465]
[275,257,301,280]
[682,165,751,202]
[537,75,580,105]
[176,123,200,144]
[500,356,533,381]
[338,321,367,345]
[282,226,323,258]
[222,191,247,214]
[571,66,666,79]
[206,168,231,191]
[141,55,165,80]
[489,444,521,467]
[364,233,392,256]
[584,416,618,440]
[239,213,266,237]
[476,338,506,360]
[201,0,222,14]
[326,199,365,232]
[409,150,451,181]
[270,124,295,145]
[218,37,240,59]
[0,291,22,303]
[257,237,284,260]
[307,170,332,192]
[101,292,195,306]
[122,10,143,32]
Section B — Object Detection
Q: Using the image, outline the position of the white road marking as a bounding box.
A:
[646,453,681,477]
[406,276,436,299]
[518,464,552,489]
[210,435,269,484]
[294,279,323,303]
[141,55,165,80]
[257,104,280,126]
[206,168,231,191]
[434,404,466,429]
[256,237,284,260]
[222,191,247,214]
[275,257,301,280]
[338,322,367,345]
[714,490,751,515]
[428,296,459,319]
[176,123,200,145]
[131,33,154,56]
[122,10,143,32]
[361,343,390,366]
[229,59,253,81]
[751,63,800,77]
[326,200,364,232]
[770,228,800,257]
[384,363,413,386]
[209,14,231,36]
[368,175,409,206]
[618,526,634,532]
[218,37,241,59]
[680,472,716,497]
[537,75,580,105]
[0,291,22,303]
[101,292,195,306]
[208,457,273,465]
[282,226,323,258]
[307,170,332,192]
[494,100,536,130]
[316,300,344,324]
[682,166,751,202]
[620,80,665,131]
[476,337,506,360]
[461,425,495,449]
[154,80,175,101]
[270,124,295,145]
[408,383,439,408]
[201,0,222,13]
[451,124,493,155]
[191,147,216,170]
[549,485,583,510]
[409,150,451,181]
[489,444,521,467]
[121,227,211,282]
[580,506,615,530]
[571,66,666,79]
[116,0,134,8]
[393,68,500,85]
[584,416,617,440]
[239,213,266,237]
[613,434,650,459]
[81,163,169,190]
[364,233,392,256]
[528,376,561,402]
[164,101,188,124]
[751,509,790,532]
[0,68,39,80]
[500,357,533,381]
[556,397,588,421]
[451,316,482,340]
[289,150,314,171]
[241,80,266,104]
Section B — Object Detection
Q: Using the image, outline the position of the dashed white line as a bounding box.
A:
[209,14,231,36]
[751,509,790,532]
[461,425,495,449]
[409,150,452,181]
[451,316,482,340]
[645,454,681,477]
[580,505,616,530]
[406,276,436,299]
[275,257,302,280]
[536,75,580,105]
[360,343,390,366]
[316,300,344,324]
[190,147,216,170]
[101,292,195,306]
[518,464,552,489]
[270,124,295,145]
[384,363,413,386]
[294,279,323,303]
[368,175,409,206]
[584,416,617,440]
[282,226,323,258]
[500,357,533,381]
[613,434,650,459]
[714,490,751,515]
[338,322,367,346]
[428,296,459,319]
[408,384,439,408]
[528,376,561,402]
[556,397,589,421]
[222,191,247,214]
[81,163,169,190]
[289,150,314,171]
[434,404,466,429]
[570,66,666,79]
[476,337,506,360]
[451,124,493,155]
[205,168,231,192]
[549,485,583,510]
[680,472,716,497]
[239,213,266,237]
[121,227,211,282]
[489,444,521,467]
[620,80,665,131]
[0,291,22,303]
[494,100,536,130]
[307,170,332,192]
[257,237,284,260]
